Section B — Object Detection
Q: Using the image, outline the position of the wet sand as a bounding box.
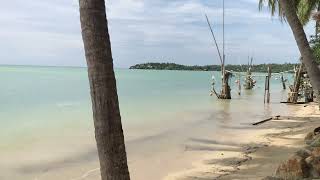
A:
[166,103,320,180]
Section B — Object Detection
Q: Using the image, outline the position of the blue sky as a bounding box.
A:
[0,0,316,67]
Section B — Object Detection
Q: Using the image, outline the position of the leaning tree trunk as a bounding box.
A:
[79,0,130,180]
[279,0,320,91]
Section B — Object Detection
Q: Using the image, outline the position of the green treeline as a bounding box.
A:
[129,62,299,73]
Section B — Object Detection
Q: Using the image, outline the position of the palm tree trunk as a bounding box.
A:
[79,0,130,180]
[279,0,320,91]
[316,3,320,38]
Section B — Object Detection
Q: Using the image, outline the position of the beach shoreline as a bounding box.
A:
[2,103,318,180]
[164,103,320,180]
[1,67,299,180]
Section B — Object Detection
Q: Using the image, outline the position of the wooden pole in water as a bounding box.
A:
[264,66,271,103]
[267,66,271,103]
[264,76,268,104]
[221,0,226,98]
[281,73,286,90]
[238,72,241,95]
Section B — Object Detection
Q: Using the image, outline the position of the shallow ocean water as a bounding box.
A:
[0,65,294,179]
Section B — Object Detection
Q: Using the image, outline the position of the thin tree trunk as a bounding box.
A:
[79,0,130,180]
[279,0,320,91]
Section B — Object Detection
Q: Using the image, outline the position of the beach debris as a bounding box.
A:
[274,115,281,120]
[252,115,281,126]
[252,118,273,126]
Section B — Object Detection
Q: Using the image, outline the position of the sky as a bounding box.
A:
[0,0,316,67]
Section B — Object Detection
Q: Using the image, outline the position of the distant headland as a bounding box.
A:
[129,62,299,73]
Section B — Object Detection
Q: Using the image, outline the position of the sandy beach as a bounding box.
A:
[0,66,319,180]
[164,103,320,180]
[1,67,302,180]
[4,103,319,180]
[2,101,319,180]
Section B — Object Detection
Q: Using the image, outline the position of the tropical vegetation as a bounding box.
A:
[130,62,299,73]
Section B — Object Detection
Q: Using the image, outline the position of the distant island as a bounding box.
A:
[129,62,299,73]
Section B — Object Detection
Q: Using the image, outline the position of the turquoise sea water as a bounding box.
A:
[0,65,294,144]
[0,65,295,179]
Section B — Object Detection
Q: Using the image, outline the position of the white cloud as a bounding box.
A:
[0,0,311,67]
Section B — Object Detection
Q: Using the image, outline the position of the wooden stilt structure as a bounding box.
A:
[244,57,255,90]
[288,63,303,103]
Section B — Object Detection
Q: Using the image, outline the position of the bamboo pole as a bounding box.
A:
[222,0,225,67]
[205,14,223,65]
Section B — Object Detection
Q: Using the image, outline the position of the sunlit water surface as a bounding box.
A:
[0,66,294,180]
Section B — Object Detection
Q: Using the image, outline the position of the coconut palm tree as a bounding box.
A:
[79,0,130,180]
[259,0,320,90]
[277,0,320,90]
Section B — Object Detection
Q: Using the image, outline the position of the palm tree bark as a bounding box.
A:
[279,0,320,91]
[79,0,130,180]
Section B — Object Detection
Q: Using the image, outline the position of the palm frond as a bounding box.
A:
[258,0,319,25]
[297,0,318,25]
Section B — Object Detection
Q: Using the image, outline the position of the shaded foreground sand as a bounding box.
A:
[165,103,320,180]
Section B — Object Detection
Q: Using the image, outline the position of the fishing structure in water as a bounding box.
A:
[205,0,309,103]
[244,57,256,90]
[286,62,313,104]
[206,0,232,99]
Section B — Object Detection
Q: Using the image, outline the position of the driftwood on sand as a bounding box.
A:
[252,115,281,126]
